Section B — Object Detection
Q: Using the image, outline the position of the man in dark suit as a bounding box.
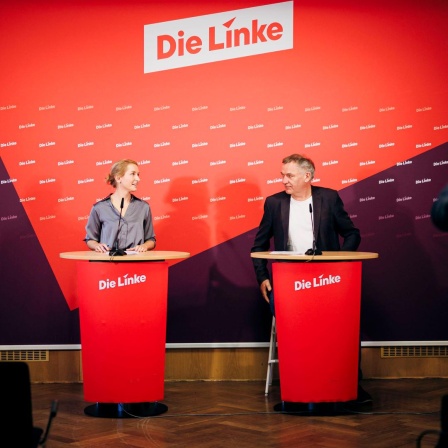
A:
[251,153,371,404]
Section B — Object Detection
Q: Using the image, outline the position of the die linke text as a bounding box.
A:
[157,20,283,59]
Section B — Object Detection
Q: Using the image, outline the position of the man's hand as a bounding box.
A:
[260,279,272,304]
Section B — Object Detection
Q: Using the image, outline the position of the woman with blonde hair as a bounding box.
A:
[84,159,156,255]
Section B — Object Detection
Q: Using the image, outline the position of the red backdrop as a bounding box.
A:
[1,0,447,345]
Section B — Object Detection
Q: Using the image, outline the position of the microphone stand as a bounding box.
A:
[305,203,322,256]
[109,198,127,256]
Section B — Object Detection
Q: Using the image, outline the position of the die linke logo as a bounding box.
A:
[144,1,293,73]
[99,273,147,290]
[294,273,342,291]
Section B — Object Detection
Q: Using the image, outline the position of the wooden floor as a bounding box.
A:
[31,378,448,447]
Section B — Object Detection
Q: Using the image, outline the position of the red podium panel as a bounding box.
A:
[273,261,362,403]
[77,261,168,404]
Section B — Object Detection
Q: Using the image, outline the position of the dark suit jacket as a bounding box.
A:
[251,186,361,285]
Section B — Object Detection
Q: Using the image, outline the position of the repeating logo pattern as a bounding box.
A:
[1,0,447,345]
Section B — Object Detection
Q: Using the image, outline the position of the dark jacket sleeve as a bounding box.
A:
[250,197,275,285]
[314,188,361,251]
[334,193,361,250]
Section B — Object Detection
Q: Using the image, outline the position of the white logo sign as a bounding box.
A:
[294,274,341,291]
[99,273,147,290]
[144,1,293,73]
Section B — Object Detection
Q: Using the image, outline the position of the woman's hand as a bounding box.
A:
[94,243,109,253]
[129,240,155,252]
[129,244,147,252]
[87,240,109,252]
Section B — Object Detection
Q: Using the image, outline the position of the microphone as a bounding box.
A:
[305,203,322,256]
[109,198,127,256]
